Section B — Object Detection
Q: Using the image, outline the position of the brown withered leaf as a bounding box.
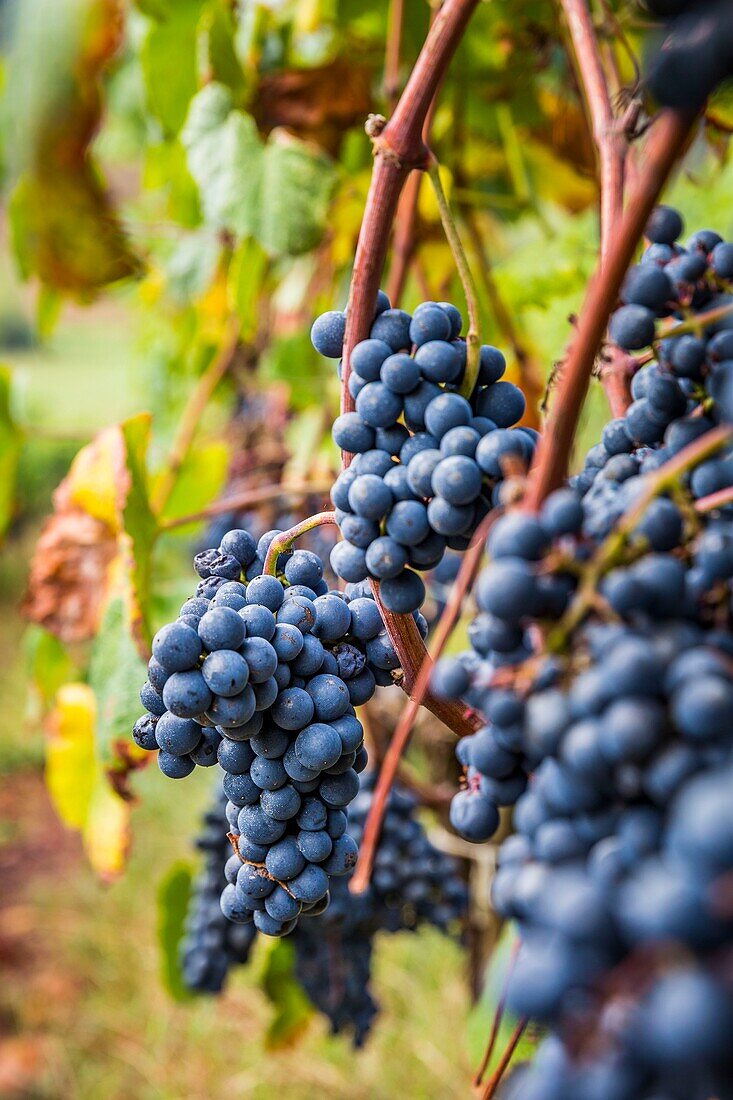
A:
[22,510,117,643]
[254,59,374,156]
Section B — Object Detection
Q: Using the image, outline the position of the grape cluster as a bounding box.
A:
[312,295,535,614]
[180,787,256,993]
[432,207,733,847]
[643,0,733,112]
[609,203,733,354]
[179,772,467,1044]
[292,773,467,1044]
[294,927,377,1046]
[491,626,733,1100]
[433,209,733,1098]
[133,527,392,935]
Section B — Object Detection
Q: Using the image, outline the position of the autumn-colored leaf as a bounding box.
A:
[22,414,157,650]
[45,682,97,830]
[9,0,142,296]
[254,59,374,155]
[45,680,134,881]
[22,510,117,644]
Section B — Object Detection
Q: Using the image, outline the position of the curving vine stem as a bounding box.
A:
[336,0,482,742]
[523,108,699,513]
[340,0,481,430]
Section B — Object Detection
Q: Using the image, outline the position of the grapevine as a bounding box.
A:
[124,0,733,1087]
[7,0,733,1094]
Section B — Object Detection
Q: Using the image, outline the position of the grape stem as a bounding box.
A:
[158,480,333,531]
[631,299,733,369]
[262,512,338,576]
[546,423,733,651]
[341,0,481,436]
[695,484,733,513]
[474,936,522,1086]
[559,0,625,269]
[523,108,699,512]
[386,62,441,309]
[333,0,481,749]
[426,158,482,398]
[481,1017,529,1100]
[655,298,733,341]
[597,344,637,418]
[368,580,483,736]
[350,509,498,895]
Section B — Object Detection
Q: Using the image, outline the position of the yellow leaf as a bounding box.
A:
[61,425,127,530]
[45,682,96,830]
[45,675,135,880]
[83,780,131,882]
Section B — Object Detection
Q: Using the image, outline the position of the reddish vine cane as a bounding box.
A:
[340,0,481,428]
[524,108,698,512]
[334,0,483,758]
[351,512,495,893]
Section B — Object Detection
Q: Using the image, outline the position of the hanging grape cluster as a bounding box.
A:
[313,294,533,614]
[179,774,467,1045]
[435,209,733,1098]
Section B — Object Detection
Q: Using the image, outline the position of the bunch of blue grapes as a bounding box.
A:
[437,523,733,1095]
[643,1,733,112]
[132,526,394,935]
[311,294,535,614]
[431,207,733,845]
[432,206,733,1097]
[489,625,733,1100]
[179,772,466,1044]
[262,771,467,1044]
[180,787,256,993]
[294,927,377,1046]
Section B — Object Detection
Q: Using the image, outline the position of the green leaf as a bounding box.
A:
[201,0,247,100]
[0,367,23,540]
[88,596,148,769]
[260,938,313,1048]
[182,83,262,238]
[159,440,231,524]
[182,84,337,257]
[157,863,195,1003]
[140,0,203,137]
[227,237,268,341]
[259,130,337,257]
[166,232,222,304]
